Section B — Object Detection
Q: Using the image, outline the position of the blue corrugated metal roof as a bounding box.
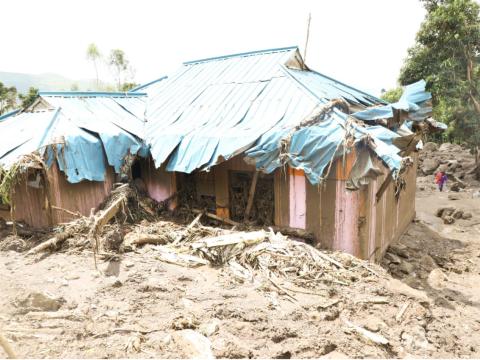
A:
[0,93,147,183]
[142,46,393,177]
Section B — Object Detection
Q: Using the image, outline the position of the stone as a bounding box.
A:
[16,291,65,313]
[436,206,455,217]
[452,210,464,219]
[462,212,473,220]
[399,261,415,275]
[421,158,440,175]
[427,268,448,289]
[385,279,430,303]
[419,255,437,270]
[361,317,382,333]
[384,252,402,264]
[443,215,455,224]
[172,330,214,359]
[388,244,409,259]
[199,320,220,337]
[422,142,438,152]
[401,325,434,352]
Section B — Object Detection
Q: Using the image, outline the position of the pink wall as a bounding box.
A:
[333,180,360,254]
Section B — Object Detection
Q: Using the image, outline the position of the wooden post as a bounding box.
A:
[214,164,230,220]
[244,171,259,221]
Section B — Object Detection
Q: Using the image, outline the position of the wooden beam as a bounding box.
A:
[375,172,393,203]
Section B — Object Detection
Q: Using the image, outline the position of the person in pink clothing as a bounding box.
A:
[435,171,448,191]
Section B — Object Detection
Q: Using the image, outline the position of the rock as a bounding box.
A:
[448,194,461,201]
[388,243,409,259]
[385,279,430,303]
[428,268,448,289]
[443,215,455,224]
[419,254,437,270]
[360,317,382,333]
[172,329,214,359]
[399,261,415,275]
[436,206,455,217]
[462,212,473,220]
[213,337,252,359]
[452,209,464,219]
[124,260,134,268]
[16,291,65,313]
[423,142,438,152]
[199,320,220,337]
[401,325,434,352]
[473,191,480,199]
[171,314,200,330]
[450,182,461,192]
[384,252,402,264]
[422,158,440,175]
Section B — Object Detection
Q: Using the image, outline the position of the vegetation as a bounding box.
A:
[381,87,403,103]
[86,43,102,89]
[399,0,480,160]
[19,87,39,110]
[0,82,18,115]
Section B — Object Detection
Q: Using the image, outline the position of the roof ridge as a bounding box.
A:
[39,91,147,98]
[183,46,298,65]
[129,76,168,93]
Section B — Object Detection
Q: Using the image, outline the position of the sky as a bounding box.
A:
[0,0,426,96]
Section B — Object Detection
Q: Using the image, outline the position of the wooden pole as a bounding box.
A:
[244,171,259,222]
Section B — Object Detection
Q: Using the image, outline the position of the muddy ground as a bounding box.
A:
[1,146,480,358]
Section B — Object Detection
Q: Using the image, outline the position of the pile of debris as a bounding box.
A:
[435,206,473,225]
[418,142,479,190]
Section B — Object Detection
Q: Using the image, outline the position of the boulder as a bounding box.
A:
[399,261,415,275]
[462,212,473,220]
[421,158,440,175]
[443,215,455,225]
[435,207,455,218]
[448,194,461,201]
[16,291,65,313]
[423,142,438,152]
[452,210,464,219]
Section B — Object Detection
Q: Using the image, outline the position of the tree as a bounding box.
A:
[19,87,39,110]
[108,49,130,91]
[86,43,102,89]
[0,82,17,115]
[399,0,480,161]
[381,87,403,103]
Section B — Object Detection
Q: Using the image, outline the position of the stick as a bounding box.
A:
[171,212,203,246]
[396,301,410,322]
[268,276,297,302]
[51,206,81,218]
[192,209,240,226]
[0,332,16,359]
[244,171,259,222]
[26,232,72,255]
[343,318,389,345]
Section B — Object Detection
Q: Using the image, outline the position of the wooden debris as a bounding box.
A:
[192,209,240,226]
[343,318,389,345]
[124,233,167,247]
[154,246,210,267]
[395,301,410,322]
[90,194,126,238]
[191,230,266,249]
[0,331,16,359]
[171,212,203,246]
[51,206,81,218]
[26,232,72,255]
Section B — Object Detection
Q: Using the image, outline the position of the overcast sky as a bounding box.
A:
[1,0,426,95]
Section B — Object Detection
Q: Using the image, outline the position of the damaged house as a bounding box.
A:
[0,46,439,261]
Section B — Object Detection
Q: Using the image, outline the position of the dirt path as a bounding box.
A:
[1,185,480,358]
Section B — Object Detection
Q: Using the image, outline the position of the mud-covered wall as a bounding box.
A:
[140,157,177,209]
[0,161,115,228]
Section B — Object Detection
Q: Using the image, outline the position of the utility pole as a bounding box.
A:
[303,12,312,63]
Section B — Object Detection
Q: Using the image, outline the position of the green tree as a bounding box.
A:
[381,87,403,103]
[0,82,17,115]
[19,87,39,110]
[399,0,480,161]
[108,49,130,91]
[86,43,102,89]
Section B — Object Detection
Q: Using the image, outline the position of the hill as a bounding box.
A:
[0,71,97,93]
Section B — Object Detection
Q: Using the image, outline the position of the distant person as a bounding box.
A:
[435,171,448,192]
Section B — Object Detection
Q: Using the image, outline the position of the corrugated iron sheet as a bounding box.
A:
[0,93,147,183]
